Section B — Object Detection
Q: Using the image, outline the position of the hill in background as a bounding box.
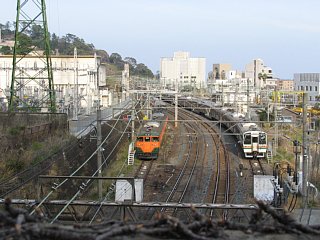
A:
[0,21,154,83]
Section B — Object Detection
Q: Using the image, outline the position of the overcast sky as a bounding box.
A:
[1,0,320,79]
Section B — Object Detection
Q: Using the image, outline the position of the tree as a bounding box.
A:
[110,53,122,63]
[30,24,44,49]
[155,70,160,80]
[110,53,124,68]
[133,63,154,78]
[96,50,109,63]
[258,73,268,85]
[124,57,137,68]
[5,21,12,30]
[51,33,59,52]
[0,46,12,55]
[17,33,33,55]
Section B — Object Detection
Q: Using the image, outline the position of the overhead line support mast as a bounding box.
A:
[10,0,55,112]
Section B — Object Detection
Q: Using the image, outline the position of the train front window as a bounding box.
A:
[252,137,258,143]
[244,134,251,144]
[145,137,151,142]
[259,133,266,144]
[152,137,159,142]
[137,137,144,142]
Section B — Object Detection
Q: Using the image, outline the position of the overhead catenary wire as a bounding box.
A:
[30,101,139,216]
[89,119,139,224]
[50,114,133,223]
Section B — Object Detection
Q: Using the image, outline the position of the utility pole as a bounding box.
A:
[222,81,224,107]
[10,0,55,112]
[147,79,150,119]
[235,79,238,114]
[175,79,178,128]
[73,47,78,120]
[131,95,135,142]
[246,78,250,119]
[302,92,308,197]
[267,88,270,122]
[274,90,278,156]
[96,56,102,199]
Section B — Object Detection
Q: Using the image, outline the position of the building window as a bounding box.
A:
[306,86,308,91]
[310,86,312,91]
[301,86,304,91]
[316,86,318,91]
[310,96,312,101]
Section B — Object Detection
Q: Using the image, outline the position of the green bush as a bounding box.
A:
[8,126,25,136]
[6,158,25,172]
[31,142,43,151]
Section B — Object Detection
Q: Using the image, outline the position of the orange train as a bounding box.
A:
[134,112,168,160]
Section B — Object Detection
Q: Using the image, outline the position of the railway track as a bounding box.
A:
[134,159,154,181]
[160,117,199,215]
[192,114,231,219]
[155,107,232,218]
[249,157,266,175]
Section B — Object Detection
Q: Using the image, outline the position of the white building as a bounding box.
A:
[245,59,273,90]
[160,51,206,91]
[209,77,255,114]
[294,73,320,104]
[0,54,109,114]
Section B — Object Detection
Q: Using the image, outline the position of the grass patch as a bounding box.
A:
[5,158,25,172]
[0,130,73,180]
[31,142,43,151]
[87,140,141,200]
[8,126,25,136]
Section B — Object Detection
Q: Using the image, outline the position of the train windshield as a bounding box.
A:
[145,137,151,142]
[252,137,258,143]
[152,137,159,142]
[244,133,251,144]
[259,133,266,144]
[137,137,144,142]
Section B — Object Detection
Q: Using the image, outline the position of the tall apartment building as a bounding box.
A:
[160,51,206,91]
[294,73,320,104]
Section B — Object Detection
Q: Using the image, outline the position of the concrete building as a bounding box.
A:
[245,59,273,90]
[277,79,294,91]
[209,75,256,114]
[294,73,320,104]
[0,54,109,114]
[212,64,232,80]
[160,51,206,91]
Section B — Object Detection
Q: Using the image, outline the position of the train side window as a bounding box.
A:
[152,137,159,142]
[137,137,144,142]
[244,134,251,144]
[145,137,151,142]
[259,133,266,144]
[252,137,258,143]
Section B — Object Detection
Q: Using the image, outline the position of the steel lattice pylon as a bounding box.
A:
[9,0,55,112]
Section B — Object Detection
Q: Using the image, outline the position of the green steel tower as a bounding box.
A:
[9,0,55,112]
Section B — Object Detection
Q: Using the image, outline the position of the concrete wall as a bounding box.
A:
[0,112,68,135]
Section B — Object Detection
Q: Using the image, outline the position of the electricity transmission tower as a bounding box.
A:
[9,0,55,112]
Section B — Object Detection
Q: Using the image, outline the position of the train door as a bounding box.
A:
[252,134,259,152]
[243,133,252,157]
